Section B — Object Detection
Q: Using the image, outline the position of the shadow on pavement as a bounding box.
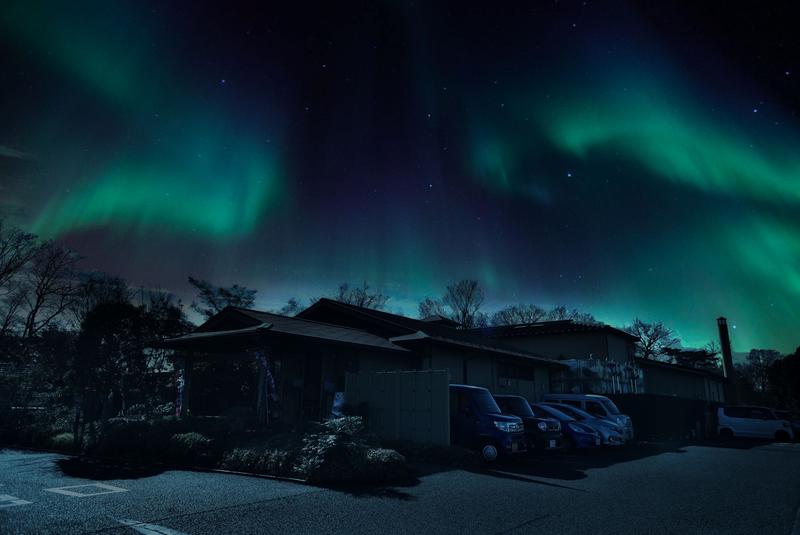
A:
[405,440,696,485]
[489,441,691,482]
[55,457,165,480]
[320,477,420,501]
[700,438,783,450]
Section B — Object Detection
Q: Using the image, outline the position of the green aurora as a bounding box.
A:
[1,1,798,353]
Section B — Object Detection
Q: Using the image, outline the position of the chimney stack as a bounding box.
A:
[717,317,737,403]
[717,317,734,378]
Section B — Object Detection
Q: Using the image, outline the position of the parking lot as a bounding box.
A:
[2,440,800,535]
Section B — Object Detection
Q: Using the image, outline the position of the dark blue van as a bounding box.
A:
[449,384,526,461]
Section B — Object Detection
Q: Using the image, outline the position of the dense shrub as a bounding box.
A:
[152,403,175,417]
[8,413,408,484]
[293,416,408,483]
[84,418,153,457]
[47,432,76,453]
[168,432,216,466]
[220,448,292,476]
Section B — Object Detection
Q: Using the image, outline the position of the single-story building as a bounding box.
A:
[298,299,566,401]
[159,302,727,429]
[160,300,566,426]
[158,307,416,425]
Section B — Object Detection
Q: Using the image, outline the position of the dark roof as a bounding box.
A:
[421,315,460,327]
[160,306,409,352]
[299,299,564,366]
[635,356,725,379]
[450,384,490,391]
[469,320,639,341]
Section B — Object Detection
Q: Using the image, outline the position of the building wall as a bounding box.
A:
[606,335,635,363]
[497,332,632,363]
[641,364,725,402]
[422,344,551,401]
[345,370,450,446]
[355,349,417,374]
[491,362,551,402]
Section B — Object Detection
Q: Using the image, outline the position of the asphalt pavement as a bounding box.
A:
[1,440,799,534]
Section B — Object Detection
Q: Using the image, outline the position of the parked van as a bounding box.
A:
[449,384,526,461]
[772,409,800,440]
[543,393,634,440]
[717,406,794,442]
[494,394,563,451]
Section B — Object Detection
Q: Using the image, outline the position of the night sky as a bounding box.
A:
[1,1,799,353]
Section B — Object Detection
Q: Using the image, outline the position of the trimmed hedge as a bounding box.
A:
[5,414,409,485]
[168,432,216,466]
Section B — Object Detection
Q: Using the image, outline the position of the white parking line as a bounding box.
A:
[0,494,33,508]
[118,519,191,535]
[44,483,128,497]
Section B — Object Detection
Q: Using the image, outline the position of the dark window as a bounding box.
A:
[518,366,536,381]
[495,397,509,412]
[560,399,582,408]
[456,391,472,414]
[498,363,518,379]
[470,389,502,415]
[497,396,533,417]
[546,404,584,420]
[748,408,775,420]
[585,401,607,417]
[724,407,747,418]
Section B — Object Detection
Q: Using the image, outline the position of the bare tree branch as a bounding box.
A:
[22,242,80,338]
[624,318,680,360]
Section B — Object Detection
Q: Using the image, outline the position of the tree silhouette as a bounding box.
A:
[188,276,257,319]
[419,279,487,329]
[624,318,680,360]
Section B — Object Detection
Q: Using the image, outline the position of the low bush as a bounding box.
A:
[293,416,407,483]
[220,447,292,476]
[168,432,216,466]
[47,432,77,453]
[85,418,153,458]
[8,413,409,485]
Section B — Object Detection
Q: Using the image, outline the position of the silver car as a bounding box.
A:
[543,393,634,440]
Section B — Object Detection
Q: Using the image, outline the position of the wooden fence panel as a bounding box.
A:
[345,370,450,446]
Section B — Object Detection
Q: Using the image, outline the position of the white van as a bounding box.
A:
[543,393,634,440]
[717,406,793,441]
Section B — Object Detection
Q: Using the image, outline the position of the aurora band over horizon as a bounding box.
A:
[1,1,799,353]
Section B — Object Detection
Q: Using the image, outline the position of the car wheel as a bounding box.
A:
[775,430,791,443]
[719,428,734,439]
[481,443,499,462]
